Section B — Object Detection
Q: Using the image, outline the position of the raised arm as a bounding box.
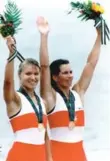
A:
[3,36,20,117]
[73,29,101,98]
[37,17,56,112]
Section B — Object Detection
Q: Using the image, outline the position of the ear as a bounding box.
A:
[52,75,58,82]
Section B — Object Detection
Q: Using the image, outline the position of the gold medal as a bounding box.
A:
[38,123,44,131]
[68,121,75,130]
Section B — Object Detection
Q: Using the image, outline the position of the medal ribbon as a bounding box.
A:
[18,87,43,123]
[56,87,75,121]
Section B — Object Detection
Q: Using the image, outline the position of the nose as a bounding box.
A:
[31,74,36,80]
[68,72,73,78]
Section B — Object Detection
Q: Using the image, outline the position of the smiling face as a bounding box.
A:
[19,64,40,91]
[53,63,73,89]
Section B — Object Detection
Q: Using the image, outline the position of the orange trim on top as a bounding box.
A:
[10,113,47,132]
[48,110,84,128]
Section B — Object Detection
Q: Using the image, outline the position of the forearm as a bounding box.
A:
[40,34,49,66]
[37,17,54,101]
[87,31,101,67]
[39,33,52,97]
[4,39,15,102]
[73,31,101,93]
[4,52,14,83]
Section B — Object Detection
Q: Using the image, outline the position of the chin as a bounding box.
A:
[67,82,72,87]
[25,86,36,91]
[63,85,71,89]
[31,86,36,90]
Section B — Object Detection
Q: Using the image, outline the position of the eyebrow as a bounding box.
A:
[61,70,73,74]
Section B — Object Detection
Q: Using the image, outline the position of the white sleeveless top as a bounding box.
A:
[10,92,47,145]
[48,90,85,143]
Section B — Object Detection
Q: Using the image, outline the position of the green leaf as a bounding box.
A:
[3,0,22,33]
[70,1,84,10]
[77,13,85,18]
[81,15,89,21]
[0,14,6,24]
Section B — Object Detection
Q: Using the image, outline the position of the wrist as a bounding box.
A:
[96,28,101,35]
[41,33,49,37]
[7,51,17,62]
[9,51,14,55]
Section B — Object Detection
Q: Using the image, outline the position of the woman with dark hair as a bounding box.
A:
[37,17,101,161]
[3,36,53,161]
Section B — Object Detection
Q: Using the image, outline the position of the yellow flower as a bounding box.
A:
[98,6,104,13]
[92,3,104,14]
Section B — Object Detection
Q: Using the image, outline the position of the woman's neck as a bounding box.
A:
[21,86,35,97]
[57,85,70,98]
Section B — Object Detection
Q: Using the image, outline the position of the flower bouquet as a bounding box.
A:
[68,0,110,45]
[0,1,24,62]
[0,0,22,38]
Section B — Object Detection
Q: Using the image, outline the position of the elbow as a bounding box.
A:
[87,57,99,69]
[4,80,11,85]
[91,59,99,68]
[3,80,13,90]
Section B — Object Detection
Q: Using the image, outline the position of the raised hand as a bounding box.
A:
[37,16,49,35]
[6,36,16,54]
